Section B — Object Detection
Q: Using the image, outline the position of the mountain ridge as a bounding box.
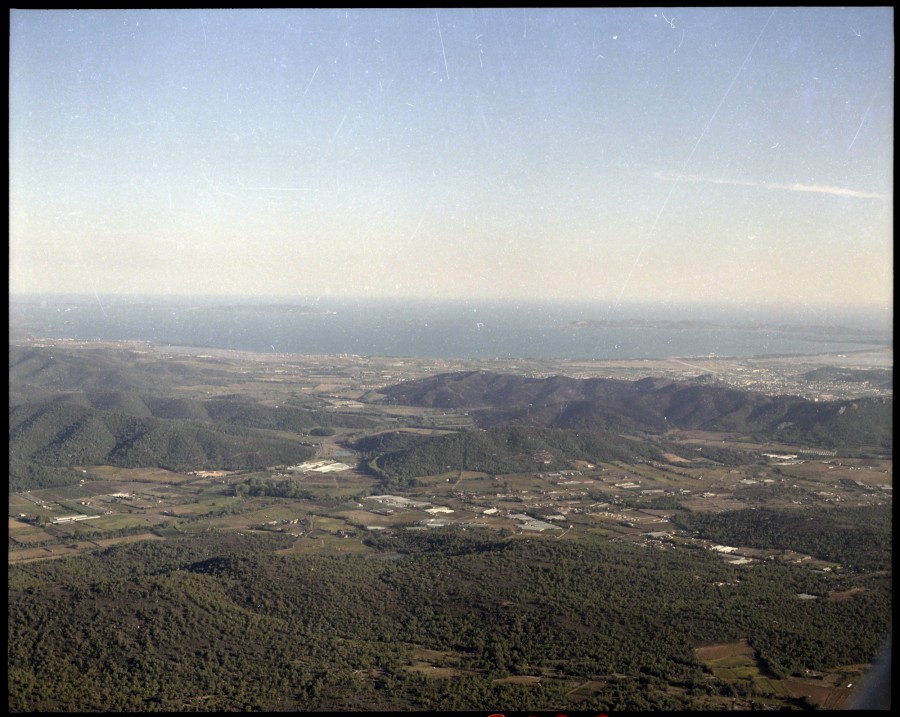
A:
[377,371,892,451]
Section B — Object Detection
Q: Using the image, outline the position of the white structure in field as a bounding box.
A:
[287,460,351,474]
[52,514,102,524]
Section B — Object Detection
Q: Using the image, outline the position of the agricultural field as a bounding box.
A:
[8,340,891,711]
[695,640,862,710]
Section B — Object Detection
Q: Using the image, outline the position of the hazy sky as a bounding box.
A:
[9,8,894,312]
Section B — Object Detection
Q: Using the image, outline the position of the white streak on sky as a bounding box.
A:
[7,8,892,306]
[652,171,886,200]
[201,161,236,198]
[435,9,450,82]
[301,65,319,100]
[606,8,777,326]
[410,197,434,241]
[236,177,316,193]
[332,112,348,142]
[847,100,872,152]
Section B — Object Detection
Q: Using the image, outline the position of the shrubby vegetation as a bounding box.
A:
[8,529,890,711]
[8,460,90,493]
[674,504,893,572]
[662,442,750,466]
[381,371,893,455]
[355,426,661,489]
[9,402,316,478]
[758,397,893,452]
[236,475,360,503]
[8,344,892,710]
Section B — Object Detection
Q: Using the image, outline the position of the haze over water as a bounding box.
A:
[10,295,891,361]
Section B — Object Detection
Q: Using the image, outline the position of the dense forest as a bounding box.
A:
[8,529,891,711]
[353,426,662,488]
[8,372,377,492]
[9,401,317,482]
[674,504,893,572]
[378,371,893,452]
[8,343,892,711]
[8,343,375,491]
[9,350,892,496]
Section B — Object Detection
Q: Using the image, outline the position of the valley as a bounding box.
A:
[8,338,892,711]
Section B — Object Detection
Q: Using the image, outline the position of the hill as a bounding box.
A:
[8,343,379,491]
[9,401,316,484]
[377,371,892,452]
[20,390,375,433]
[353,425,661,487]
[8,344,221,396]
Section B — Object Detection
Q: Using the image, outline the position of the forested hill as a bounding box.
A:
[8,389,374,432]
[353,426,662,487]
[377,371,892,452]
[9,344,218,397]
[9,401,316,489]
[8,343,381,492]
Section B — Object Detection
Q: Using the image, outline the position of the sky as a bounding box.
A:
[8,8,894,314]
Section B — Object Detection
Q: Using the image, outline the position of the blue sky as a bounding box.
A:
[9,8,894,314]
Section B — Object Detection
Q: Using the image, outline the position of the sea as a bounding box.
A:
[9,295,892,361]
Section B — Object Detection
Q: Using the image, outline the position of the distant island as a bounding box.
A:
[212,303,335,314]
[567,319,717,330]
[566,318,889,337]
[8,296,333,315]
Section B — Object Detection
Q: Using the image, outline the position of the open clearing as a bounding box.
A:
[696,639,868,709]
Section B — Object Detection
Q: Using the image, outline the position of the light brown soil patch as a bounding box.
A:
[826,587,865,601]
[695,638,754,661]
[405,665,461,678]
[492,675,542,685]
[782,678,853,709]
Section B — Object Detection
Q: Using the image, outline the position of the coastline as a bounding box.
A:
[9,336,892,403]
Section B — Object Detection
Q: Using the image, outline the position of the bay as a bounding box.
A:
[9,295,891,361]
